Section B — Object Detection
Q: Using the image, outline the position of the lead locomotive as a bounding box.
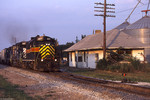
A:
[0,35,59,71]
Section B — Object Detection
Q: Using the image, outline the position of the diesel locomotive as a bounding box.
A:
[0,35,59,71]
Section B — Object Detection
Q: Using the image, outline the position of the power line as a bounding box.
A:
[147,0,150,10]
[116,4,146,14]
[125,0,142,22]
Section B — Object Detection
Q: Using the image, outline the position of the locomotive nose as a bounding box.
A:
[39,44,55,61]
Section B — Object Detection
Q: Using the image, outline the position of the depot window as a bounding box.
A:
[78,56,82,62]
[84,52,86,62]
[117,50,132,55]
[95,53,99,62]
[70,52,72,62]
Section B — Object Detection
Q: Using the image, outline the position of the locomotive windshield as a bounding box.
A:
[36,36,56,47]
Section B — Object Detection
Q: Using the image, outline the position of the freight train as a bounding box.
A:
[0,35,59,71]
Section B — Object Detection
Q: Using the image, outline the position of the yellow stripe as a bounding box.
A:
[42,53,50,58]
[40,45,55,53]
[39,46,46,52]
[39,45,55,59]
[41,49,51,56]
[49,47,55,55]
[39,45,46,51]
[40,46,50,54]
[39,45,46,52]
[41,46,55,55]
[42,54,48,59]
[47,49,54,56]
[50,46,55,53]
[42,52,53,59]
[50,45,55,51]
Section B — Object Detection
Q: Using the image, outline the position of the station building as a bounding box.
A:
[65,15,150,69]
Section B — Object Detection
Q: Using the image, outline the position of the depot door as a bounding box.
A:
[88,54,96,69]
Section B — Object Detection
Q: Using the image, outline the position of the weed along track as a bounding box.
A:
[0,65,150,100]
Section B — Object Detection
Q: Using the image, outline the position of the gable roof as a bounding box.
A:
[65,29,148,52]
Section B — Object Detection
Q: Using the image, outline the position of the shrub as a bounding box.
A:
[107,50,124,64]
[107,63,135,73]
[96,59,108,70]
[141,63,150,72]
[96,50,148,72]
[127,57,145,71]
[107,64,120,72]
[120,63,127,73]
[119,63,134,73]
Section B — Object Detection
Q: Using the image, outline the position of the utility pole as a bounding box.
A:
[94,1,115,59]
[103,0,106,60]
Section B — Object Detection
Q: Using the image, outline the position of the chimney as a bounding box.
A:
[95,30,101,34]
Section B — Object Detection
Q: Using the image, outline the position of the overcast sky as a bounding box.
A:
[0,0,149,50]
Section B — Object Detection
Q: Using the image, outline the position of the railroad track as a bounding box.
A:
[52,71,150,97]
[1,65,150,98]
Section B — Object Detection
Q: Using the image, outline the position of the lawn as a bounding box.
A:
[0,75,34,100]
[64,67,150,83]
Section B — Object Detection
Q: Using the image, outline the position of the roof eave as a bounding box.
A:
[64,46,147,52]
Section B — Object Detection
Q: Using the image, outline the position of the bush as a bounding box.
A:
[119,63,134,73]
[107,63,120,72]
[127,57,140,70]
[107,65,120,71]
[107,51,124,64]
[96,59,108,70]
[96,50,148,72]
[141,63,150,72]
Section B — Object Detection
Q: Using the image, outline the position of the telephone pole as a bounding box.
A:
[94,0,115,59]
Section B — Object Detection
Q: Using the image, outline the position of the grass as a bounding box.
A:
[0,75,34,100]
[65,67,150,83]
[34,95,44,100]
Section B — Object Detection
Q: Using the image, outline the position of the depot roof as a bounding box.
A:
[65,29,148,52]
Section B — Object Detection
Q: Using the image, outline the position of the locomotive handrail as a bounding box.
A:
[35,51,40,66]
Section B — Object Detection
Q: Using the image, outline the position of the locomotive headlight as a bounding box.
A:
[46,43,50,45]
[41,59,43,62]
[22,42,26,45]
[47,38,51,40]
[55,59,57,62]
